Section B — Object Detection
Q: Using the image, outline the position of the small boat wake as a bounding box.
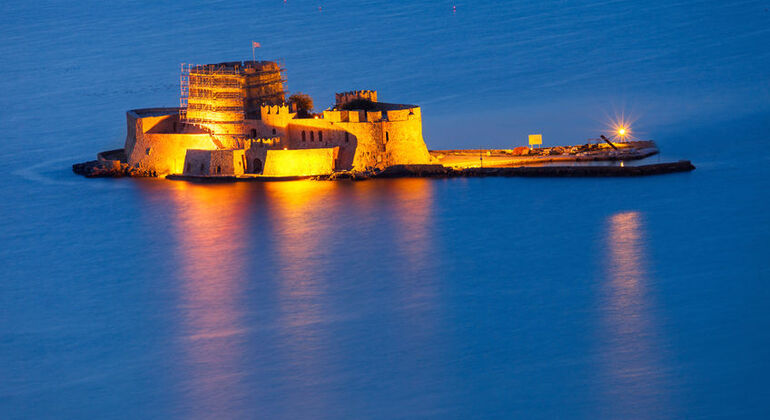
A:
[12,156,130,188]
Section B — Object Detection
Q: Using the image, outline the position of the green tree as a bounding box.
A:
[289,93,314,117]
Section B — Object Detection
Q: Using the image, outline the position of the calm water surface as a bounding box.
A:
[1,1,769,418]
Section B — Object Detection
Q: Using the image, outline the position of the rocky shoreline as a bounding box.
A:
[72,160,157,178]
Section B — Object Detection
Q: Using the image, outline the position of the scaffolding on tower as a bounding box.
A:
[178,60,287,139]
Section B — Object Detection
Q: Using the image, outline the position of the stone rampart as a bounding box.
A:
[182,149,246,176]
[284,105,430,170]
[125,109,218,175]
[263,148,338,177]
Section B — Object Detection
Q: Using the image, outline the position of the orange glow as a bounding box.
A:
[599,211,670,410]
[164,181,253,414]
[265,180,339,404]
[387,178,439,306]
[604,110,638,142]
[611,122,631,142]
[262,148,336,177]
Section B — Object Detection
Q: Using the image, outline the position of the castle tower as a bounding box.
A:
[335,90,378,108]
[181,61,287,140]
[242,61,286,118]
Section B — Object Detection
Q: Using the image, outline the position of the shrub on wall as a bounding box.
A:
[289,93,314,117]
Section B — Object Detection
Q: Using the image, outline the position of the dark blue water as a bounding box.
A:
[1,1,769,418]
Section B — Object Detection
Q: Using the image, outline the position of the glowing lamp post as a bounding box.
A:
[617,126,630,142]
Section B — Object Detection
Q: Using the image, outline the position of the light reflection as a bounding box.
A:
[167,181,252,416]
[387,179,438,303]
[264,180,338,412]
[599,211,670,415]
[385,179,443,394]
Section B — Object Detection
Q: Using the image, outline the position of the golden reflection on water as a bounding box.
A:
[263,180,339,411]
[166,181,253,415]
[140,178,442,414]
[263,180,337,328]
[386,179,439,311]
[601,211,668,415]
[388,178,442,369]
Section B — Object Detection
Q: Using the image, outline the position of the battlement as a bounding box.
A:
[259,103,295,125]
[322,106,419,123]
[386,107,420,122]
[260,103,293,116]
[335,90,378,107]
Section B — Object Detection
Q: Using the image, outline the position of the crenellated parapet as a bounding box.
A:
[385,107,420,122]
[260,103,292,117]
[322,106,419,123]
[259,103,296,130]
[335,90,378,107]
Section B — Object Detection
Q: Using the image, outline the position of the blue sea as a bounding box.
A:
[1,1,769,418]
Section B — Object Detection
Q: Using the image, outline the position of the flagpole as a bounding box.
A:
[252,44,255,63]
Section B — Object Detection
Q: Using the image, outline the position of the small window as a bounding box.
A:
[385,131,389,142]
[217,166,221,174]
[200,163,205,173]
[251,129,257,137]
[145,147,151,155]
[272,128,276,135]
[345,132,349,143]
[302,131,306,142]
[310,131,314,141]
[318,131,323,142]
[187,163,190,172]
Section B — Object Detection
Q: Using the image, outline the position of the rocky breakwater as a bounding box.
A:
[72,149,157,178]
[319,161,695,181]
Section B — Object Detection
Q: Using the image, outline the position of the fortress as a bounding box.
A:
[122,60,432,178]
[76,59,691,180]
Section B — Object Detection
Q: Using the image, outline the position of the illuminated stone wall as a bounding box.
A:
[262,148,338,177]
[125,109,217,175]
[182,149,246,176]
[282,104,431,171]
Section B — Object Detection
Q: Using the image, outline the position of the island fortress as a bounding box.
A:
[123,60,432,177]
[75,59,694,179]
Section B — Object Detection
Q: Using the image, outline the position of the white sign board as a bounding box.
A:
[528,134,542,146]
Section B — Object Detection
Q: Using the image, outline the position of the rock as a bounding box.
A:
[73,160,158,178]
[375,164,450,178]
[512,146,529,156]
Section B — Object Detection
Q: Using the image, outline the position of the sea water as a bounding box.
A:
[1,1,769,418]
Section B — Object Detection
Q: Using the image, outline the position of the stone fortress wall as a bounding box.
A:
[125,108,217,175]
[123,60,432,177]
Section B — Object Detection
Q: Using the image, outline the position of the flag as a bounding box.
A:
[252,41,261,48]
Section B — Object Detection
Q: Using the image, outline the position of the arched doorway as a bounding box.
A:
[252,158,263,174]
